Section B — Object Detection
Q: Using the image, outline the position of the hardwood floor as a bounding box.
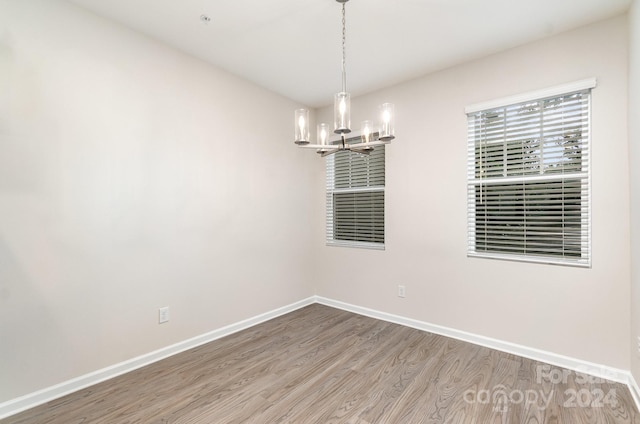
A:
[3,304,639,423]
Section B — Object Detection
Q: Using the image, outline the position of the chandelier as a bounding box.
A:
[293,0,395,157]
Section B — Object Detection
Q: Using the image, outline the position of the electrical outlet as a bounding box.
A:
[159,306,170,324]
[398,285,406,298]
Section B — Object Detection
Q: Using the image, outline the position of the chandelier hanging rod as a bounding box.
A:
[340,0,347,94]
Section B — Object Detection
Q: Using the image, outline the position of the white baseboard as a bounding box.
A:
[0,297,315,420]
[314,296,631,385]
[3,295,639,420]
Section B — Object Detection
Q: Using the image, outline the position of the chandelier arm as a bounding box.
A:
[298,140,385,150]
[347,140,386,149]
[349,148,372,156]
[299,144,335,149]
[320,148,342,157]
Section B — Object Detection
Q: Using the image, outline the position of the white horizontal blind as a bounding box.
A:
[326,135,385,249]
[466,89,591,267]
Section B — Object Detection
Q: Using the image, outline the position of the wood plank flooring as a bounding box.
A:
[2,304,639,423]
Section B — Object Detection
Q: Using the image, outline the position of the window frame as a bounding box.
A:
[465,79,595,267]
[325,130,386,250]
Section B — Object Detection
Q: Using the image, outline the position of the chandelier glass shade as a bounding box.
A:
[293,0,395,156]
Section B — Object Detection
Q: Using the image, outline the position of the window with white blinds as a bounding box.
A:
[466,81,593,267]
[326,134,385,249]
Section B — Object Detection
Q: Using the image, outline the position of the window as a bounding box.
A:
[326,134,385,249]
[466,80,594,267]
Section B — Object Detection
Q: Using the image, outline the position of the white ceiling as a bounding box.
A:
[66,0,631,108]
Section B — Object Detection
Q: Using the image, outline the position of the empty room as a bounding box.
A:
[2,0,640,422]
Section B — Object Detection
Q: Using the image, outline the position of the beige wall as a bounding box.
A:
[0,0,634,408]
[317,16,630,369]
[0,0,319,402]
[630,0,640,383]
